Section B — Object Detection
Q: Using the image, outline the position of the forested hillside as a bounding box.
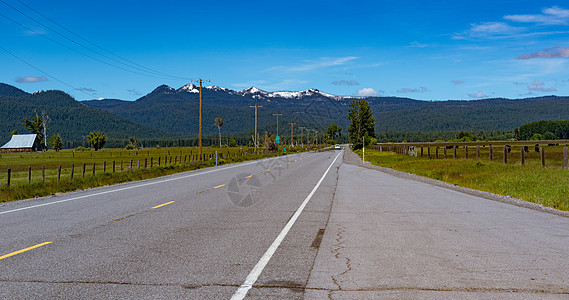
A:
[0,83,166,144]
[3,82,569,145]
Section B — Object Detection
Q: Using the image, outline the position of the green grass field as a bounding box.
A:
[355,146,569,211]
[0,145,314,202]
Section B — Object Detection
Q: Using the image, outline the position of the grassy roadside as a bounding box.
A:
[0,151,288,203]
[354,148,569,211]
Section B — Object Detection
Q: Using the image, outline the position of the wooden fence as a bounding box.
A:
[374,140,569,169]
[3,150,261,188]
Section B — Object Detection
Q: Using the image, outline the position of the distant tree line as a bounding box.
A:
[519,120,569,140]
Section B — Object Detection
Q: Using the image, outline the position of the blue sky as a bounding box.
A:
[1,0,568,101]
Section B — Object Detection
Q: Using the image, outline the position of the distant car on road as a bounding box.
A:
[334,144,341,149]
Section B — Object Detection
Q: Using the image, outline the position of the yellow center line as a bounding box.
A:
[245,175,253,178]
[277,165,282,167]
[0,242,52,261]
[265,169,270,172]
[152,201,175,209]
[213,184,226,189]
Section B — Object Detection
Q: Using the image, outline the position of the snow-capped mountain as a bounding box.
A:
[177,83,200,93]
[174,84,348,101]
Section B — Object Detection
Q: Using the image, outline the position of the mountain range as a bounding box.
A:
[2,82,569,144]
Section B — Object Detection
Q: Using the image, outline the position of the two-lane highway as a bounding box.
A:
[3,147,569,299]
[1,150,343,299]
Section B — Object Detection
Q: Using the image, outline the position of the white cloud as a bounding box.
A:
[468,91,488,98]
[505,6,569,25]
[469,22,521,34]
[408,41,428,48]
[528,80,557,92]
[269,56,358,72]
[357,88,379,97]
[16,76,47,83]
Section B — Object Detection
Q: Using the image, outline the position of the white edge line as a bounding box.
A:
[230,150,342,300]
[0,153,310,216]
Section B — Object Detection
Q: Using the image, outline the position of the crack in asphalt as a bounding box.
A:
[329,223,352,300]
[1,279,566,294]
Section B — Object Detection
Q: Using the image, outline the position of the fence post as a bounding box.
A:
[137,160,140,169]
[465,146,468,159]
[82,163,86,178]
[145,158,147,169]
[540,147,545,167]
[503,146,507,164]
[28,166,31,184]
[444,147,447,159]
[71,164,74,179]
[427,146,430,158]
[58,166,61,181]
[435,146,439,159]
[151,157,153,168]
[121,160,123,172]
[104,161,106,172]
[7,168,10,187]
[489,145,493,161]
[42,165,45,182]
[453,146,457,159]
[113,161,116,173]
[563,147,569,169]
[92,162,96,176]
[521,147,525,165]
[130,159,133,170]
[476,146,480,160]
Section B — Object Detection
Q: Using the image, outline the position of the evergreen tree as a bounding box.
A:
[347,98,375,149]
[48,134,62,151]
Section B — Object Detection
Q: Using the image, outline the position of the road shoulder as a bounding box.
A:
[342,146,569,218]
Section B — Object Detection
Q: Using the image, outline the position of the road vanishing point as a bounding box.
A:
[1,148,568,299]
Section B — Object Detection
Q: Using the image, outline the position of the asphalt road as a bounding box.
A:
[1,148,569,299]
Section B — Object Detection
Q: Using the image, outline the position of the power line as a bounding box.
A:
[13,0,186,80]
[0,44,96,98]
[0,0,187,80]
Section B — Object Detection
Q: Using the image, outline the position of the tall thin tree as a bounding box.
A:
[214,116,224,147]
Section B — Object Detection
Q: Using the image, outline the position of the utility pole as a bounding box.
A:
[191,78,210,159]
[273,113,282,141]
[289,122,295,147]
[250,105,263,153]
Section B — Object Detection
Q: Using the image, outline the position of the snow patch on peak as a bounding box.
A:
[205,85,228,91]
[178,83,199,93]
[241,87,268,95]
